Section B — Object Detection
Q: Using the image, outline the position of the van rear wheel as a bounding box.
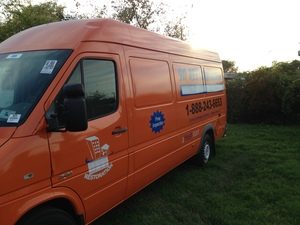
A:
[18,207,77,225]
[198,134,213,166]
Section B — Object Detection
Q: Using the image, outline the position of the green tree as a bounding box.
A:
[226,60,300,124]
[282,79,300,123]
[164,18,187,41]
[110,0,188,40]
[112,0,164,30]
[271,60,300,77]
[222,60,238,73]
[0,0,64,42]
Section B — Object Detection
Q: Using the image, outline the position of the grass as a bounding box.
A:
[92,124,300,225]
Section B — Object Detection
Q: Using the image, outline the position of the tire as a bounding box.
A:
[198,134,213,166]
[18,207,78,225]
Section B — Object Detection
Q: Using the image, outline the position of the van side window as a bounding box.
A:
[173,63,204,97]
[62,59,117,120]
[82,60,117,119]
[203,67,224,92]
[67,64,82,85]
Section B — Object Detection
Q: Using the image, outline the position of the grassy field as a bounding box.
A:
[92,124,300,225]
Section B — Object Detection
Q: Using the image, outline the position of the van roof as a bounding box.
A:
[0,19,220,62]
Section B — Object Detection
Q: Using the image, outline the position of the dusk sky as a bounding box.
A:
[30,0,300,71]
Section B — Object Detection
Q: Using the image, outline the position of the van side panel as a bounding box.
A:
[124,47,177,145]
[123,47,179,195]
[0,131,51,200]
[125,50,226,196]
[171,55,226,140]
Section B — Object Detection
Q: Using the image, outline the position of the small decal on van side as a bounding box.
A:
[149,111,165,133]
[84,136,113,180]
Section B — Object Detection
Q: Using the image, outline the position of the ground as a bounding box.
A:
[92,124,300,225]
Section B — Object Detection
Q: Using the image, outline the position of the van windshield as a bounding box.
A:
[0,50,72,127]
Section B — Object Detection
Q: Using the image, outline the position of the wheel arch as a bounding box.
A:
[15,188,85,225]
[201,124,216,155]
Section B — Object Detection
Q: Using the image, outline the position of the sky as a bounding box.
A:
[28,0,300,71]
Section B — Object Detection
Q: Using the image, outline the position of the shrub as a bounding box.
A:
[282,79,300,123]
[226,60,300,124]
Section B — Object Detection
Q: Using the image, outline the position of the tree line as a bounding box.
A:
[0,0,188,43]
[226,60,300,124]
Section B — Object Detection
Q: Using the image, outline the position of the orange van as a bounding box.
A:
[0,19,226,225]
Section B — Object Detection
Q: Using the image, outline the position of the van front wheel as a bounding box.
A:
[198,134,213,166]
[18,207,77,225]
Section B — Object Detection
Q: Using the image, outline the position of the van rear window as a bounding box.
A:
[204,67,224,92]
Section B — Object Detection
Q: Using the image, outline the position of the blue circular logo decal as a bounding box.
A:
[150,111,165,133]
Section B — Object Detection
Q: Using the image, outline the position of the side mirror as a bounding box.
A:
[63,84,88,132]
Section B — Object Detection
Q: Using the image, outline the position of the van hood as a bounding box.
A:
[0,127,16,147]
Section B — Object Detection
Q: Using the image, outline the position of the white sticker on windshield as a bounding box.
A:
[40,60,58,74]
[0,110,16,119]
[6,53,22,59]
[7,114,21,123]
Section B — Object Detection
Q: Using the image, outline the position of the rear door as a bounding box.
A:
[47,52,129,223]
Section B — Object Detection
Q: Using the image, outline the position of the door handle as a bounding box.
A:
[112,127,128,135]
